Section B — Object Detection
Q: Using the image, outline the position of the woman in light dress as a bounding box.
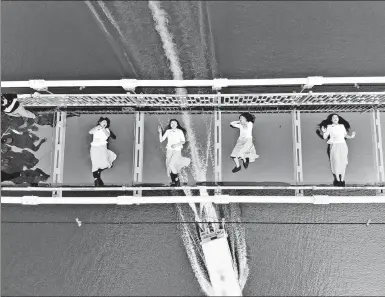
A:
[230,112,259,173]
[1,93,36,119]
[89,117,117,187]
[158,119,191,186]
[319,114,356,187]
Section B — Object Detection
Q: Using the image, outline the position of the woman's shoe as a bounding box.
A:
[341,181,346,187]
[243,158,250,169]
[333,179,338,186]
[95,178,104,187]
[170,173,179,186]
[232,166,241,173]
[170,173,175,183]
[173,173,181,187]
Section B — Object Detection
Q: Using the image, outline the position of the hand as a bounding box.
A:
[97,125,103,130]
[350,131,356,138]
[321,126,327,133]
[158,126,162,133]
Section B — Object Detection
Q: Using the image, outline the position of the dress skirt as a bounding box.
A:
[230,137,259,162]
[329,142,348,177]
[166,149,191,175]
[90,145,117,172]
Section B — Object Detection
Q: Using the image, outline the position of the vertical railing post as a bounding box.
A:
[133,111,145,196]
[214,92,222,195]
[371,109,385,195]
[52,111,67,197]
[292,110,304,196]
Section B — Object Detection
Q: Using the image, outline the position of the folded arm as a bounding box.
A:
[230,121,241,128]
[109,130,117,140]
[89,125,101,134]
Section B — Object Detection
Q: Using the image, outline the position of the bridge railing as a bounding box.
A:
[6,92,385,108]
[1,185,385,205]
[2,76,385,90]
[2,185,385,191]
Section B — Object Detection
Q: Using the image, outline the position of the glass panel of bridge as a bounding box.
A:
[142,113,215,185]
[63,113,134,186]
[301,112,377,185]
[221,113,294,184]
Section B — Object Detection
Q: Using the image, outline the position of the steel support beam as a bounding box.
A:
[133,111,145,196]
[292,110,304,196]
[371,109,385,195]
[52,111,67,197]
[214,109,222,194]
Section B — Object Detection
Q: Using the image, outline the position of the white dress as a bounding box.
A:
[323,124,348,177]
[230,121,259,162]
[90,128,117,172]
[162,129,191,175]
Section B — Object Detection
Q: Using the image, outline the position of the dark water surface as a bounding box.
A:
[2,1,385,80]
[2,203,385,296]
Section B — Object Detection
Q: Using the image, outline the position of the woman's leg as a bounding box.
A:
[92,170,104,186]
[1,171,21,181]
[333,174,338,186]
[93,171,99,179]
[168,153,180,185]
[32,137,47,151]
[231,157,241,173]
[97,169,105,185]
[232,157,240,168]
[166,150,179,174]
[238,138,254,166]
[165,150,174,184]
[12,105,36,119]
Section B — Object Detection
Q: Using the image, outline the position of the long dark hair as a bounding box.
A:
[1,93,17,100]
[240,112,255,123]
[162,119,187,137]
[318,113,351,131]
[97,117,111,128]
[96,117,116,139]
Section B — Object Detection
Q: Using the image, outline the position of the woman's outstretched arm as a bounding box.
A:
[158,127,169,142]
[230,121,241,128]
[345,128,356,139]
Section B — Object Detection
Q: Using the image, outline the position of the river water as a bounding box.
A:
[2,1,385,296]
